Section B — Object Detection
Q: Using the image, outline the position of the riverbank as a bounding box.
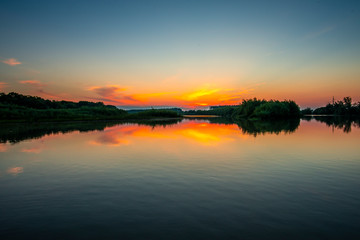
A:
[0,92,182,122]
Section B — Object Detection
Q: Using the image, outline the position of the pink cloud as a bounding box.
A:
[19,80,46,87]
[88,85,140,105]
[89,85,126,97]
[2,58,22,66]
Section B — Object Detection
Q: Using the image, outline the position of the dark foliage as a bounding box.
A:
[127,108,183,114]
[126,109,181,119]
[0,92,181,121]
[0,92,127,121]
[184,98,300,120]
[184,106,235,118]
[235,118,300,136]
[314,116,360,133]
[301,108,313,115]
[127,119,182,128]
[313,97,360,116]
[0,121,119,144]
[0,119,183,144]
[0,92,116,109]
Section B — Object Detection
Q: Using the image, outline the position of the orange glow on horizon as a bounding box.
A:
[4,78,359,108]
[196,103,209,106]
[182,88,220,101]
[82,84,259,108]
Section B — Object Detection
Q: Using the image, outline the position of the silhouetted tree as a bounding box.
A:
[313,96,359,116]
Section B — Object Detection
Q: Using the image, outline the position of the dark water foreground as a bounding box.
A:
[0,117,359,239]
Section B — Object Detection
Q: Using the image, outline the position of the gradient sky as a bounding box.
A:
[1,0,359,108]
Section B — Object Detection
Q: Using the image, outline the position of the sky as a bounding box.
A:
[0,0,359,109]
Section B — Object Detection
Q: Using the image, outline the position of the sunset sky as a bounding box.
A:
[1,0,359,109]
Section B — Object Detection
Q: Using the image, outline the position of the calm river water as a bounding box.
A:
[1,118,359,239]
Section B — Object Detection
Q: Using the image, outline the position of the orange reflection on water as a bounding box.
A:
[0,144,8,152]
[21,147,43,154]
[89,121,247,147]
[7,167,24,176]
[175,122,247,146]
[2,119,359,170]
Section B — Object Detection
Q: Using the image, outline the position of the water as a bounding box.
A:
[1,118,359,239]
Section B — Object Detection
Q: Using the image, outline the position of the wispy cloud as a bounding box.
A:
[89,85,126,97]
[88,85,140,105]
[19,80,46,87]
[2,58,22,66]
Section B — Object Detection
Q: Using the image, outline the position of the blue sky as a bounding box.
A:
[1,0,359,107]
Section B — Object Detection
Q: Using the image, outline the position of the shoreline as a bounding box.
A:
[0,117,184,124]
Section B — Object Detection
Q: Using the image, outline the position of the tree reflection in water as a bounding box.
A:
[0,116,359,144]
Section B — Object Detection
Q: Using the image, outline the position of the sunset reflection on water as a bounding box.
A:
[1,119,360,239]
[88,121,247,147]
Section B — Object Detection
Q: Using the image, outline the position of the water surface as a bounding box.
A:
[1,118,359,239]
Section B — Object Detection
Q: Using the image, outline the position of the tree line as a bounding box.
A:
[0,92,180,121]
[185,98,301,119]
[2,92,358,122]
[301,97,360,116]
